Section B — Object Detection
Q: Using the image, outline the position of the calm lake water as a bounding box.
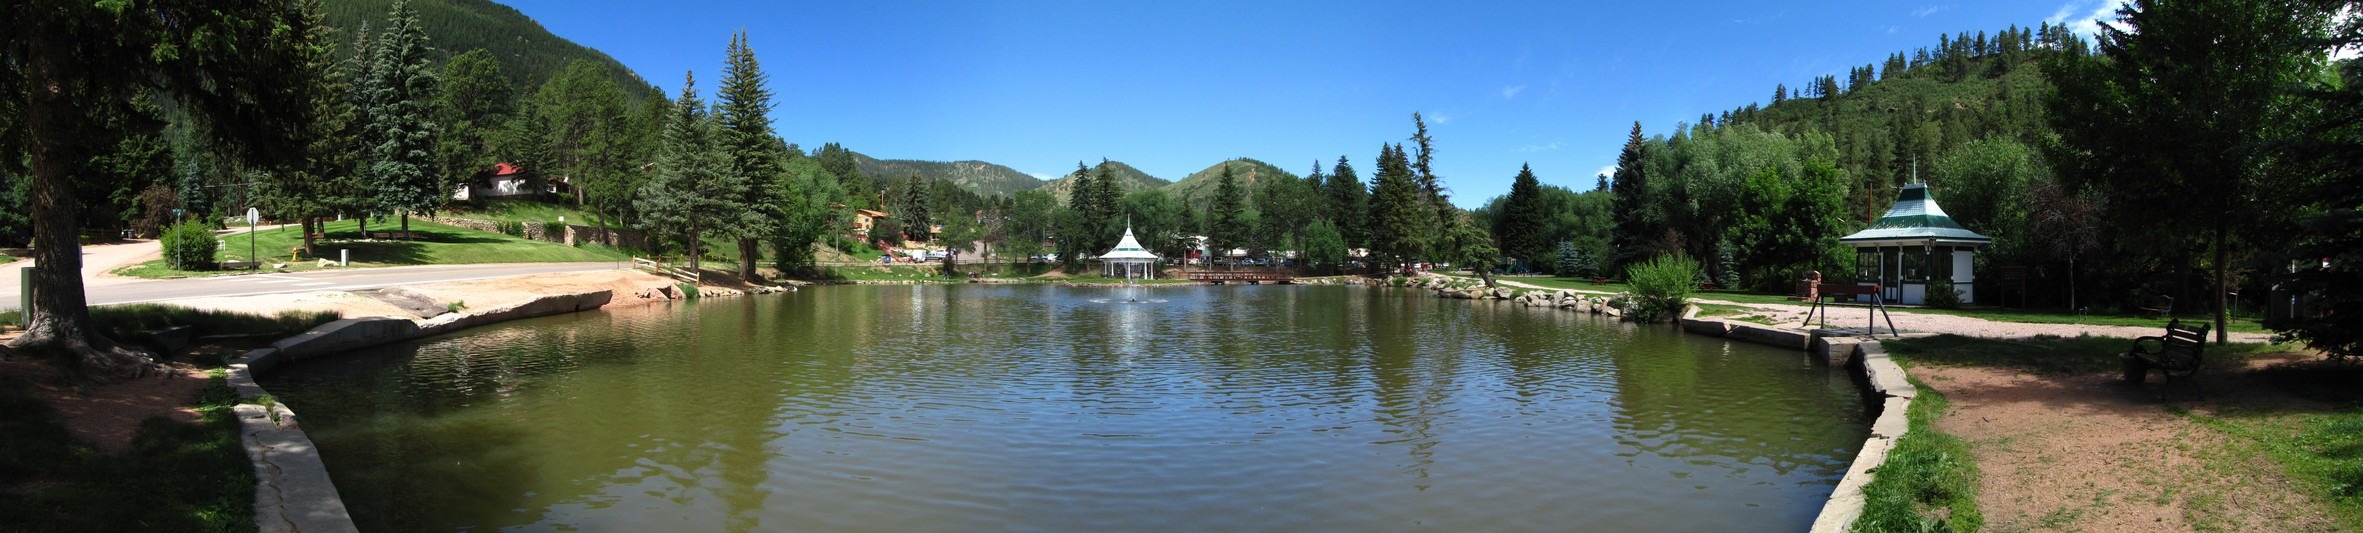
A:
[260,284,1869,531]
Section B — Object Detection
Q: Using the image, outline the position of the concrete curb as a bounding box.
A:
[1667,312,1914,533]
[229,289,632,532]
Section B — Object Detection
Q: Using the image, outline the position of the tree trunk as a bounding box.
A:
[2214,221,2229,344]
[738,238,759,282]
[8,42,159,381]
[687,224,701,285]
[359,214,369,239]
[1478,269,1497,288]
[301,216,317,256]
[401,211,411,241]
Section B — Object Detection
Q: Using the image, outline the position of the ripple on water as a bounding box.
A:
[259,284,1868,532]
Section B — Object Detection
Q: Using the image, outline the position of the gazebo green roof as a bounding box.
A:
[1840,183,1991,245]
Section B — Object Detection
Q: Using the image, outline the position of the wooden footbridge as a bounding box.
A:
[1182,268,1294,284]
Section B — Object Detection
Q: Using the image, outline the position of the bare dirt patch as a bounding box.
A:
[0,356,207,455]
[1918,361,2341,532]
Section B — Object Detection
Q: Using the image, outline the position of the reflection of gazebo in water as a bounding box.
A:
[1841,183,1990,305]
[1099,225,1162,280]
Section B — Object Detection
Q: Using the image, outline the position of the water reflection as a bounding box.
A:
[261,284,1867,531]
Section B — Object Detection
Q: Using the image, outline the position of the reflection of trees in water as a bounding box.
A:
[1362,290,1478,490]
[1603,326,1866,481]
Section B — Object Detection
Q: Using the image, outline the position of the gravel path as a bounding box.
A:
[1484,277,2276,343]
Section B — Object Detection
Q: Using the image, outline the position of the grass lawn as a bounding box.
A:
[1881,334,2283,376]
[1,254,13,264]
[115,218,627,278]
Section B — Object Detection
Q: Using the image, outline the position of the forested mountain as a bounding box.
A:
[850,153,1045,197]
[321,0,657,97]
[1162,158,1295,204]
[1040,160,1168,204]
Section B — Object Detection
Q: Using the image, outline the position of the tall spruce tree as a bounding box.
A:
[1210,163,1249,263]
[635,72,743,281]
[1324,155,1369,250]
[1608,121,1654,271]
[1368,144,1429,270]
[263,0,357,258]
[716,30,779,280]
[1495,163,1549,269]
[360,0,442,237]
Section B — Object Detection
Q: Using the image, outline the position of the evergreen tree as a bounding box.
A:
[1608,121,1655,271]
[1323,155,1369,249]
[1446,211,1499,287]
[359,0,443,237]
[817,142,867,207]
[635,72,743,281]
[900,173,932,242]
[1209,163,1249,262]
[1494,163,1549,270]
[261,0,358,257]
[716,30,778,280]
[433,48,512,206]
[1367,144,1428,270]
[3,0,315,377]
[530,61,631,218]
[2047,0,2332,342]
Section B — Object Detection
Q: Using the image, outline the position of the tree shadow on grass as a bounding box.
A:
[333,241,432,265]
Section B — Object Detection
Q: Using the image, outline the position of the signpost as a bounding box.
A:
[246,207,259,268]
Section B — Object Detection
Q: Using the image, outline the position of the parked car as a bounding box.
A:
[924,249,949,261]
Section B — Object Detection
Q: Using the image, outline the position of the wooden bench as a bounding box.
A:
[2122,319,2210,391]
[2137,296,2175,319]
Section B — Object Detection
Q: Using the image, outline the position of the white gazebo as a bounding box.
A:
[1099,226,1162,280]
[1841,183,1991,305]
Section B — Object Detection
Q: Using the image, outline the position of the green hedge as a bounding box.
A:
[1622,254,1701,322]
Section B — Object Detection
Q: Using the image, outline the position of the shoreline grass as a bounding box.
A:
[2179,362,2363,530]
[1855,376,1984,532]
[1468,273,2268,333]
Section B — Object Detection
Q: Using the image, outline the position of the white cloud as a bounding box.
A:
[1028,172,1057,181]
[1428,112,1457,125]
[1596,165,1619,178]
[1912,5,1951,18]
[1500,85,1527,99]
[2047,0,2126,40]
[1514,141,1564,153]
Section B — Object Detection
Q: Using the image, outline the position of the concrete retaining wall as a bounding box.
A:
[230,289,626,531]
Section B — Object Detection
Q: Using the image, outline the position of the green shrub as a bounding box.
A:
[159,221,217,271]
[1554,241,1596,278]
[1925,278,1962,309]
[1622,254,1701,322]
[540,222,566,240]
[494,221,525,237]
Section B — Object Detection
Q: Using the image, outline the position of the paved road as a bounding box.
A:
[0,262,625,310]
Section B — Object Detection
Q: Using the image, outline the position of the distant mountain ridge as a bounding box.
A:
[1161,158,1296,204]
[851,154,1048,197]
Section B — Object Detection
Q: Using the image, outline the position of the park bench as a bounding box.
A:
[2122,319,2210,393]
[2137,295,2176,319]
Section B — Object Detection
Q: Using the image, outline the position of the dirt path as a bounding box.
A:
[1916,356,2341,532]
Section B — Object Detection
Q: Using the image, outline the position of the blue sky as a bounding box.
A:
[506,0,2126,207]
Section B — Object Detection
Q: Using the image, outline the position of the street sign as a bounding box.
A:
[245,207,260,226]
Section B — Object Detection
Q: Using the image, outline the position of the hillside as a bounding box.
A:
[321,0,658,97]
[851,154,1045,197]
[1040,160,1170,204]
[1161,158,1297,204]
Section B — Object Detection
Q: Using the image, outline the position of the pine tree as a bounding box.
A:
[360,0,443,237]
[716,30,778,280]
[1608,122,1654,271]
[1323,156,1369,250]
[1368,144,1428,270]
[635,72,743,281]
[1210,163,1249,262]
[1495,163,1549,269]
[433,49,512,208]
[264,0,357,258]
[818,142,867,207]
[901,173,932,242]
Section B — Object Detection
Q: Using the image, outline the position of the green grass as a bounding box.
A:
[2175,362,2363,530]
[1855,377,1985,533]
[0,373,256,532]
[1468,274,2269,333]
[1695,302,1779,325]
[1882,334,2281,377]
[113,218,628,278]
[0,254,14,264]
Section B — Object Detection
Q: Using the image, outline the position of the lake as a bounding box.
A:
[260,284,1869,531]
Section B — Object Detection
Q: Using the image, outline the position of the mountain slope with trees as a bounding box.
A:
[1162,158,1295,205]
[1040,159,1168,204]
[851,154,1047,198]
[320,0,656,97]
